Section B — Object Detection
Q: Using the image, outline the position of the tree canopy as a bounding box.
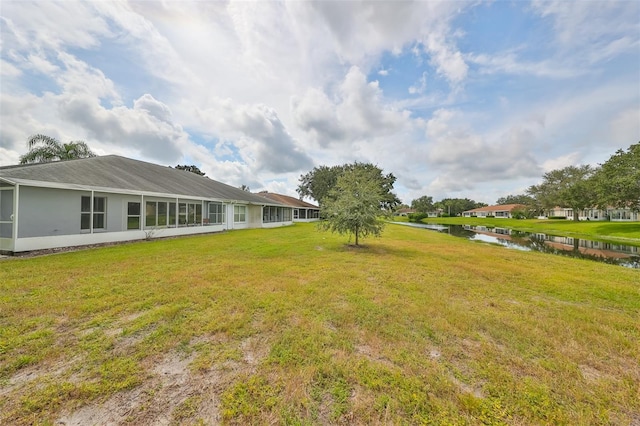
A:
[527,165,596,220]
[410,196,435,213]
[495,194,536,206]
[318,167,389,245]
[434,198,487,217]
[19,134,96,164]
[594,143,640,211]
[175,164,206,176]
[297,162,400,209]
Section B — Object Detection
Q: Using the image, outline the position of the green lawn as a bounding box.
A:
[1,223,639,425]
[406,216,640,245]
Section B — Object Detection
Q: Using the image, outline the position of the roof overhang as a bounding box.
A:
[7,178,288,207]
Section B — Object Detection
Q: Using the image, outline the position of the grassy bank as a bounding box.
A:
[1,223,639,425]
[403,216,640,245]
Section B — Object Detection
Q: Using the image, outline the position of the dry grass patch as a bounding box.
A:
[0,223,638,425]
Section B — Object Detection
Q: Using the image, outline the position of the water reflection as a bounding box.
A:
[393,222,640,269]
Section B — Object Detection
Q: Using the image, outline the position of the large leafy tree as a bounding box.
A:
[297,162,400,209]
[411,195,434,213]
[19,134,96,164]
[434,198,486,217]
[318,167,389,246]
[297,165,340,204]
[175,164,206,176]
[495,194,536,206]
[527,165,597,220]
[594,143,640,211]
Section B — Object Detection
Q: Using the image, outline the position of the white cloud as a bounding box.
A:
[0,0,637,206]
[189,99,313,174]
[58,93,186,162]
[293,66,412,146]
[422,33,468,85]
[423,108,541,192]
[468,52,583,79]
[408,72,428,94]
[609,108,640,148]
[541,152,582,173]
[531,0,639,50]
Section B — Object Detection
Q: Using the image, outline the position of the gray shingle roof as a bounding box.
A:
[0,155,284,205]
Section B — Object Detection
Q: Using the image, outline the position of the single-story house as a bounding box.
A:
[462,204,526,218]
[256,191,320,222]
[395,208,415,217]
[0,155,293,254]
[543,206,638,221]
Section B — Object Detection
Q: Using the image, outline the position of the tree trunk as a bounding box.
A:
[573,210,579,221]
[355,224,359,245]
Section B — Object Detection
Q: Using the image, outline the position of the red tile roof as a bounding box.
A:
[256,191,319,209]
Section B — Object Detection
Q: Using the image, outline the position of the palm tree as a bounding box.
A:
[19,134,96,164]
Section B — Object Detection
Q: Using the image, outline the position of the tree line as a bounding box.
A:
[408,143,639,220]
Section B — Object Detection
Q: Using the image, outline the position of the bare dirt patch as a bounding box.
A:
[55,334,272,425]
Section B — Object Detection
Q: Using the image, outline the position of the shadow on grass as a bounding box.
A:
[336,242,422,259]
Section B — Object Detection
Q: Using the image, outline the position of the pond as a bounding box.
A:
[392,222,640,269]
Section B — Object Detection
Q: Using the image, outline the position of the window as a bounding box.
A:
[145,201,157,227]
[234,205,246,222]
[81,196,106,230]
[169,202,177,226]
[263,206,291,223]
[209,202,226,224]
[158,202,168,226]
[145,201,170,228]
[127,202,141,230]
[179,203,187,225]
[179,202,203,226]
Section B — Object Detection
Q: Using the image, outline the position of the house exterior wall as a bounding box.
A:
[4,185,293,253]
[16,187,133,238]
[608,208,639,221]
[579,208,607,221]
[18,187,86,238]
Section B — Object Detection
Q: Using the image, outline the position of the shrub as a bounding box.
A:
[408,213,430,222]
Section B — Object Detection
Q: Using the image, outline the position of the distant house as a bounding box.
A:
[606,208,639,221]
[462,204,526,218]
[256,191,320,222]
[542,206,638,221]
[396,208,441,217]
[395,208,415,217]
[0,156,293,254]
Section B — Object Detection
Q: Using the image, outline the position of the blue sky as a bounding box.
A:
[1,0,638,204]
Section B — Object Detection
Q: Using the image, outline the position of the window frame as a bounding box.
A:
[208,202,226,225]
[234,205,246,223]
[127,202,141,230]
[81,196,107,231]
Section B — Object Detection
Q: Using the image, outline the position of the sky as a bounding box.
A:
[1,0,638,205]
